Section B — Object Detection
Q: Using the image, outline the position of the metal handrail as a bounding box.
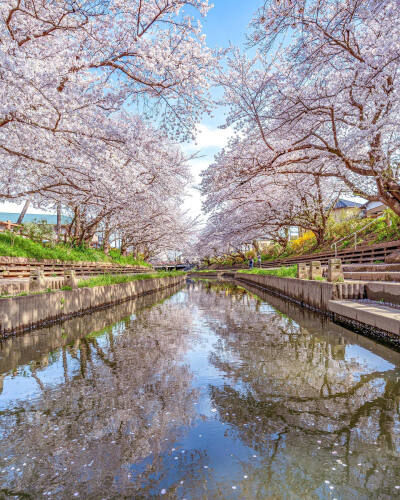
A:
[330,216,385,257]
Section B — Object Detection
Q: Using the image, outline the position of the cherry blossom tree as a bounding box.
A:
[1,0,213,256]
[198,137,345,258]
[218,0,400,214]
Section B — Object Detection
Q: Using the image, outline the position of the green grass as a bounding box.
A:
[237,265,297,278]
[0,232,150,267]
[78,271,186,288]
[237,265,329,281]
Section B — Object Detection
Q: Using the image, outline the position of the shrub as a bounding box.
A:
[289,232,316,254]
[21,221,55,244]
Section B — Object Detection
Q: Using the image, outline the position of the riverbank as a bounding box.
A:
[234,272,400,348]
[0,274,186,338]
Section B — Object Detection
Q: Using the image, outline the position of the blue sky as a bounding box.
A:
[0,1,261,218]
[182,0,262,218]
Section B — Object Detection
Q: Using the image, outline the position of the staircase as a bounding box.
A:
[342,263,400,282]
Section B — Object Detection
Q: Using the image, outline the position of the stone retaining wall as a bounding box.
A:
[0,275,185,337]
[234,273,365,312]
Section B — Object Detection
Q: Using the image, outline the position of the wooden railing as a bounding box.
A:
[0,256,150,279]
[262,239,400,267]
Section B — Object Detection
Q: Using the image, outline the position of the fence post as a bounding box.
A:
[297,263,309,279]
[309,261,322,280]
[64,270,78,289]
[29,270,46,292]
[327,258,344,283]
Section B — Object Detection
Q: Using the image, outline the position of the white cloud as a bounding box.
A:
[0,201,53,215]
[181,123,234,219]
[183,123,233,153]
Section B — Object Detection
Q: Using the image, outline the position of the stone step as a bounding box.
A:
[328,299,400,336]
[343,263,400,272]
[343,271,400,282]
[364,282,400,305]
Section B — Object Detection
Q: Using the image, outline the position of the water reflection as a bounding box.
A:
[201,281,400,498]
[0,280,399,499]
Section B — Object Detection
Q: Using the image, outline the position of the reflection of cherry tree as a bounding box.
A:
[199,281,400,497]
[0,290,201,498]
[0,286,183,377]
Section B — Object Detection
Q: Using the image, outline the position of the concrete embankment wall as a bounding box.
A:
[0,275,185,337]
[235,273,400,347]
[234,273,364,312]
[0,284,182,374]
[240,280,400,364]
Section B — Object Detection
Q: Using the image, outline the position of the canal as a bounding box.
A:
[0,279,399,499]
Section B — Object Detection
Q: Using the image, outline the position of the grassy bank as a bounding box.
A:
[237,266,297,278]
[78,271,186,288]
[0,232,150,267]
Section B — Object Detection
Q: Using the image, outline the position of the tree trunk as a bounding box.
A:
[120,237,128,256]
[56,203,61,242]
[252,240,260,253]
[17,200,30,224]
[73,207,81,245]
[103,224,111,254]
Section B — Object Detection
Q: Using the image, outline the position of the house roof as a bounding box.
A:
[334,199,363,209]
[362,201,386,210]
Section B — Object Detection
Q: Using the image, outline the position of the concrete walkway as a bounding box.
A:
[329,299,400,335]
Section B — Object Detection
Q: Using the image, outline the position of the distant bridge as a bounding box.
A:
[153,262,196,271]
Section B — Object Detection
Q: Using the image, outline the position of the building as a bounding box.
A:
[361,201,387,218]
[331,199,363,222]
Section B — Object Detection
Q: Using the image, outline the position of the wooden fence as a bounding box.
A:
[0,256,150,279]
[262,239,400,267]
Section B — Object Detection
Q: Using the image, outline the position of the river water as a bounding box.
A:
[0,279,400,499]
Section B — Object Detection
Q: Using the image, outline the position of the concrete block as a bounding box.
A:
[309,261,322,280]
[64,270,78,289]
[29,270,46,292]
[297,263,309,280]
[366,282,400,305]
[328,259,344,282]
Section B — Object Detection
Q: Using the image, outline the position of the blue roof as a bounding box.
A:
[0,212,72,225]
[334,199,362,209]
